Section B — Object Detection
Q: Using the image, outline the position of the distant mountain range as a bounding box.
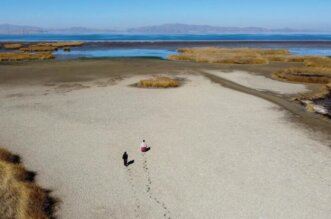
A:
[0,24,45,34]
[0,24,117,34]
[0,23,326,34]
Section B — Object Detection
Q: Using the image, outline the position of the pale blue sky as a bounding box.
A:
[1,0,330,30]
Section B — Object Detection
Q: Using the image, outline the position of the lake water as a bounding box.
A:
[1,34,331,58]
[54,48,177,59]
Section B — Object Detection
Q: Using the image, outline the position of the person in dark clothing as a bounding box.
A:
[122,152,135,167]
[122,152,128,166]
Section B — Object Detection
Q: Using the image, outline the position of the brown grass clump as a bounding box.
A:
[176,47,289,55]
[169,47,302,65]
[20,46,57,52]
[264,55,306,62]
[274,67,331,84]
[138,77,179,88]
[0,148,21,163]
[0,147,58,219]
[304,56,331,68]
[35,42,83,48]
[1,41,83,62]
[19,41,83,53]
[0,52,54,61]
[273,57,331,84]
[3,43,23,50]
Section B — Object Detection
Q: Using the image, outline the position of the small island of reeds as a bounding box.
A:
[0,41,84,61]
[138,77,180,88]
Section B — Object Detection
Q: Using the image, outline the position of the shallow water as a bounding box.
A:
[2,34,331,58]
[54,48,177,59]
[52,46,331,59]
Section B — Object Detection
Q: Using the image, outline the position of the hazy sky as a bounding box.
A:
[1,0,330,30]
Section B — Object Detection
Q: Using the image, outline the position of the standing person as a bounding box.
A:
[122,152,128,166]
[140,140,150,152]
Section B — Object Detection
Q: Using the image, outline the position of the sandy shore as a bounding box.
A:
[0,59,331,218]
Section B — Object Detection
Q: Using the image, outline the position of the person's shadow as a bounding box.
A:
[122,152,135,167]
[142,147,151,153]
[127,160,135,166]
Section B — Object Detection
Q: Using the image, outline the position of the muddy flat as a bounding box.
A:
[0,59,330,218]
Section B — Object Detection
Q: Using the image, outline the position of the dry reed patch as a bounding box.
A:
[264,55,306,62]
[273,57,331,84]
[169,47,303,65]
[3,43,23,50]
[138,77,179,88]
[273,67,331,84]
[20,41,83,53]
[1,41,83,62]
[0,52,54,61]
[0,148,20,163]
[20,46,57,52]
[0,148,58,219]
[35,42,83,48]
[303,56,331,68]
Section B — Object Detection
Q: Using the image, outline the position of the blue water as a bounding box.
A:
[2,34,331,42]
[53,48,331,59]
[55,49,176,59]
[2,34,331,58]
[289,48,331,56]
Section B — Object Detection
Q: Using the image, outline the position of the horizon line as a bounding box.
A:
[1,23,330,32]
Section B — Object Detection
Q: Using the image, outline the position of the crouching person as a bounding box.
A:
[140,140,150,152]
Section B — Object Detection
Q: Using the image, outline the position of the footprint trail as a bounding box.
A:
[127,167,141,218]
[142,154,172,219]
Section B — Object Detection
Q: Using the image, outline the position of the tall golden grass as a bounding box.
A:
[35,42,83,48]
[0,52,54,61]
[0,148,58,219]
[20,46,57,52]
[273,57,331,84]
[264,55,306,62]
[3,43,23,50]
[138,77,179,88]
[169,47,303,65]
[304,56,331,68]
[20,42,84,52]
[0,41,83,62]
[0,41,83,61]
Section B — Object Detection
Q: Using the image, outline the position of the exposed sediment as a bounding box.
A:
[1,69,330,218]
